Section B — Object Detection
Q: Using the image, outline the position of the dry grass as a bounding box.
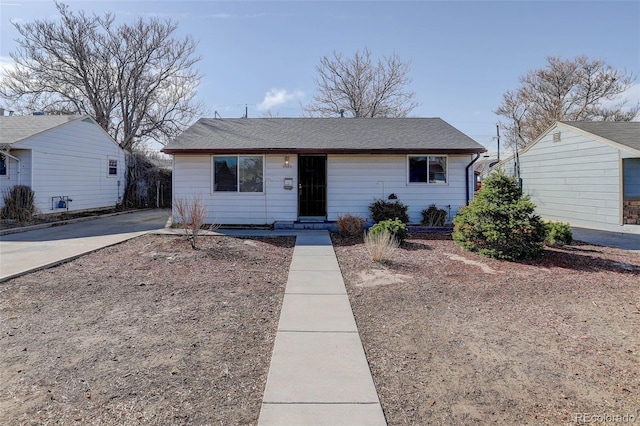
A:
[336,213,366,236]
[364,229,400,262]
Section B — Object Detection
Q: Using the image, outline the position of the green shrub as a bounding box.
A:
[544,221,573,247]
[336,213,366,236]
[368,218,408,243]
[368,198,409,223]
[1,185,36,222]
[421,204,447,226]
[452,172,546,260]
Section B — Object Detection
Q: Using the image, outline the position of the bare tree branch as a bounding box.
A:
[304,48,419,118]
[0,1,203,151]
[496,55,639,149]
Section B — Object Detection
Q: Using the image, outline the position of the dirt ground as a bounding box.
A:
[333,233,640,425]
[0,234,294,425]
[2,230,639,425]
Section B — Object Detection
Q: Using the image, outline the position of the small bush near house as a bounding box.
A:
[421,204,447,226]
[368,218,409,243]
[452,172,546,261]
[336,213,366,236]
[544,221,573,247]
[368,198,409,223]
[173,195,215,249]
[1,185,36,222]
[364,228,400,262]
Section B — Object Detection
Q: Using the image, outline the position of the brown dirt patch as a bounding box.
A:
[0,234,294,425]
[333,233,640,425]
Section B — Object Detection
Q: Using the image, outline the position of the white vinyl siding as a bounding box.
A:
[518,126,622,230]
[327,154,471,224]
[173,153,474,225]
[173,154,297,225]
[2,119,125,212]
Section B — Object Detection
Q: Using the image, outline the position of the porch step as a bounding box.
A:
[274,221,338,231]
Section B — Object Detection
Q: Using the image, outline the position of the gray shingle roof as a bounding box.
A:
[561,121,640,151]
[163,118,486,153]
[0,115,85,146]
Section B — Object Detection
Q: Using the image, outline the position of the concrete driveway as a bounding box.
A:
[571,227,640,251]
[0,209,171,282]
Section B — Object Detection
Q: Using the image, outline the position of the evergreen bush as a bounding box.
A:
[544,221,573,247]
[368,198,409,223]
[368,218,409,243]
[452,172,546,260]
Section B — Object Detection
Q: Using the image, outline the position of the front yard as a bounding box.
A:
[333,233,640,425]
[1,231,638,425]
[0,234,294,425]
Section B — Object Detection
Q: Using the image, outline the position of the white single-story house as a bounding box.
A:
[494,121,640,234]
[162,118,486,226]
[0,115,126,214]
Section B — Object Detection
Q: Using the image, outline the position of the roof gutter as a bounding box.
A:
[162,148,487,155]
[465,153,481,205]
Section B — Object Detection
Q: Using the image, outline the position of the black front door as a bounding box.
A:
[298,155,327,217]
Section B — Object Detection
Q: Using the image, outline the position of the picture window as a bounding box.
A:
[408,155,447,184]
[213,156,263,192]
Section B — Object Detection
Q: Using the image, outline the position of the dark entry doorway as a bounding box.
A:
[298,154,327,217]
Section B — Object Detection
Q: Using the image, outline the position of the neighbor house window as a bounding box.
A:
[408,155,447,184]
[0,154,7,177]
[213,156,263,192]
[108,158,118,176]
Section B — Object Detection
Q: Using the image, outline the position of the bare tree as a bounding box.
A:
[0,1,203,151]
[496,55,639,149]
[304,48,418,118]
[173,195,212,250]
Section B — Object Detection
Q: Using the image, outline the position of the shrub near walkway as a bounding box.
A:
[0,234,294,424]
[333,233,640,425]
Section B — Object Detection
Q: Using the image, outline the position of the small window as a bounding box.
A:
[553,131,561,142]
[108,158,118,176]
[408,155,447,184]
[0,154,7,176]
[214,155,263,193]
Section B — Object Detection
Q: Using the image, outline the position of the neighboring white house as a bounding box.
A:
[0,115,126,214]
[162,117,486,226]
[494,121,640,234]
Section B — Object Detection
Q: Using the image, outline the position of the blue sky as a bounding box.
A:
[1,0,639,154]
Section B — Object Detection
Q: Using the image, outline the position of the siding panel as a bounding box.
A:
[173,153,475,225]
[519,126,623,230]
[2,119,125,213]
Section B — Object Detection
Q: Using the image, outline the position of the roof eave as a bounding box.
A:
[162,147,487,155]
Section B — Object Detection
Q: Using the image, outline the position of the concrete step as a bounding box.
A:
[274,221,338,231]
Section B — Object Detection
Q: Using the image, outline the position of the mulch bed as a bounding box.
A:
[0,234,295,425]
[333,233,640,425]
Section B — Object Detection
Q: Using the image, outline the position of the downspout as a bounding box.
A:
[1,149,21,185]
[465,153,481,205]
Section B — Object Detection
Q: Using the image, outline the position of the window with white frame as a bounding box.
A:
[0,154,7,177]
[108,158,118,176]
[213,156,264,192]
[408,155,447,184]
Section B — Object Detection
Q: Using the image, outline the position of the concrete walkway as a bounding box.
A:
[258,231,386,426]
